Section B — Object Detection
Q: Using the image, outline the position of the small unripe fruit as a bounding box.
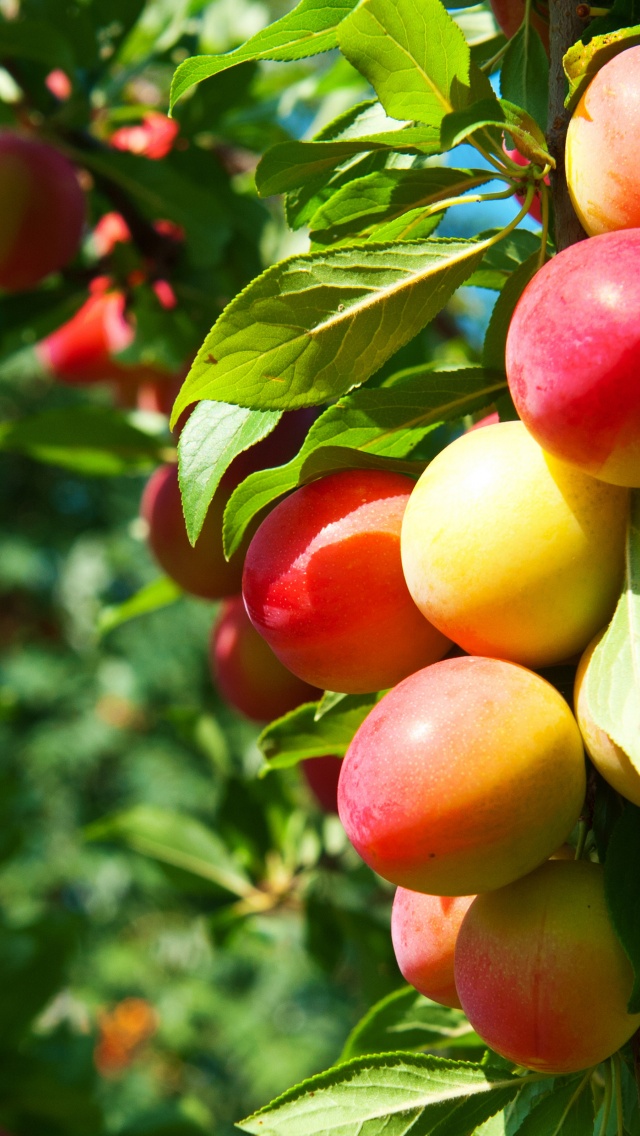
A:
[338,656,586,895]
[243,469,451,694]
[401,421,627,667]
[506,231,640,487]
[574,632,640,806]
[0,132,85,291]
[455,861,640,1073]
[210,596,319,721]
[566,47,640,236]
[391,890,475,1008]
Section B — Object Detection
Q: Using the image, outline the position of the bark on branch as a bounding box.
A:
[547,0,588,250]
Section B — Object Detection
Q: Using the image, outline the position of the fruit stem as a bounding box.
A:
[574,818,589,860]
[598,1059,613,1136]
[613,1053,624,1136]
[547,0,588,249]
[537,183,551,268]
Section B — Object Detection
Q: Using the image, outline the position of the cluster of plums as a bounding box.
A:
[140,44,640,1073]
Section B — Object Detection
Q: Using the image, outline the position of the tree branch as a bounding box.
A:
[547,0,587,250]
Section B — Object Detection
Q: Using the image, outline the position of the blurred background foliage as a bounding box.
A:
[0,0,507,1131]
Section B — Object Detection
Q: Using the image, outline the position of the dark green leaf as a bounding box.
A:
[482,252,540,372]
[0,407,165,475]
[604,803,640,1012]
[592,773,626,863]
[336,0,493,129]
[342,987,483,1060]
[170,0,361,109]
[440,98,551,165]
[466,229,543,290]
[222,366,506,556]
[564,25,640,108]
[309,167,493,248]
[0,18,76,75]
[178,402,281,544]
[501,26,549,132]
[258,694,377,768]
[584,492,640,768]
[512,1073,594,1134]
[237,1053,536,1136]
[85,805,253,897]
[97,577,183,638]
[256,128,442,198]
[582,5,640,45]
[171,238,488,421]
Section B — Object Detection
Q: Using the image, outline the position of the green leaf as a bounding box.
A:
[171,237,489,422]
[482,252,541,372]
[309,167,493,248]
[69,148,231,270]
[511,1074,593,1135]
[440,99,551,166]
[169,0,360,109]
[178,402,281,545]
[466,229,543,290]
[604,802,640,1012]
[501,26,549,132]
[0,18,76,76]
[584,491,640,769]
[582,4,640,46]
[237,1053,535,1136]
[97,576,183,638]
[563,25,640,110]
[222,365,506,556]
[336,0,493,129]
[259,694,377,768]
[0,407,165,476]
[341,987,483,1060]
[256,128,442,198]
[85,805,253,897]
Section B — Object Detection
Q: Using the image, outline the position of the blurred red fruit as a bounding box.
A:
[110,113,179,160]
[210,596,320,721]
[302,756,343,813]
[0,131,85,291]
[45,69,72,101]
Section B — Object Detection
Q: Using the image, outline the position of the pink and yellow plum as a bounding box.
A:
[566,47,640,236]
[242,469,451,694]
[0,132,85,292]
[574,632,640,806]
[391,889,475,1008]
[455,860,640,1073]
[506,231,640,486]
[338,655,586,896]
[401,421,628,667]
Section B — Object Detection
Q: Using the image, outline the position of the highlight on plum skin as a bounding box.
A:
[337,655,586,897]
[455,861,640,1074]
[242,468,452,695]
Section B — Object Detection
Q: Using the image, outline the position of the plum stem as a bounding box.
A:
[612,1054,624,1136]
[598,1059,613,1136]
[547,0,588,249]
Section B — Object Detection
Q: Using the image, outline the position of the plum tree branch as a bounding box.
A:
[547,0,587,250]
